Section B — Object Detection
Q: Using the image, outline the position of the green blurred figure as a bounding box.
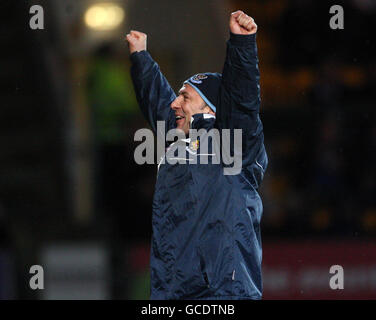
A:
[87,43,138,145]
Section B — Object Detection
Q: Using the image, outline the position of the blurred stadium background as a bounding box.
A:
[0,0,375,299]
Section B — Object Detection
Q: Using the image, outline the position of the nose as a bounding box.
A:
[170,97,181,110]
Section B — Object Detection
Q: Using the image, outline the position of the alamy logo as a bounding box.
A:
[329,5,344,30]
[29,5,44,30]
[134,121,243,175]
[329,265,344,290]
[29,265,44,290]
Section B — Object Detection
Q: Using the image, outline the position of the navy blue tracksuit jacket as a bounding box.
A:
[130,33,268,300]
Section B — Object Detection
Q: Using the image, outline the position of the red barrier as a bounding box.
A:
[128,240,376,299]
[262,240,376,299]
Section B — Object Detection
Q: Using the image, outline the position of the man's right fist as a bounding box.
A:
[125,30,147,54]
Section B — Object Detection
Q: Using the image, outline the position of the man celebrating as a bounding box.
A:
[126,10,268,300]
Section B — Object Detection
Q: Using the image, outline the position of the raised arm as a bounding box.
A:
[217,11,260,129]
[217,11,267,175]
[126,31,176,133]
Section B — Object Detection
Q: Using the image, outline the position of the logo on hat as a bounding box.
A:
[190,74,208,84]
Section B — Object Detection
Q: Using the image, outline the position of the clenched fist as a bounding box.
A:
[229,11,257,35]
[125,30,147,54]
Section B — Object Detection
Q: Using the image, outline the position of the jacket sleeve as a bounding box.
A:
[130,50,176,133]
[217,32,266,173]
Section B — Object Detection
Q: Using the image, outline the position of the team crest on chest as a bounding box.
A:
[189,139,199,151]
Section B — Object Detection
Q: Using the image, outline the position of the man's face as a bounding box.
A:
[170,84,214,134]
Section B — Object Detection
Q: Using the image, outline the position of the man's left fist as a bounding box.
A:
[229,10,257,35]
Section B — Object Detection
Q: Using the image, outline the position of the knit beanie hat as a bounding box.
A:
[184,72,222,113]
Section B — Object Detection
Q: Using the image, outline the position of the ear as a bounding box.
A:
[204,105,216,115]
[207,106,216,116]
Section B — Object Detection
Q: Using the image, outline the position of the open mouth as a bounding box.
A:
[175,115,185,123]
